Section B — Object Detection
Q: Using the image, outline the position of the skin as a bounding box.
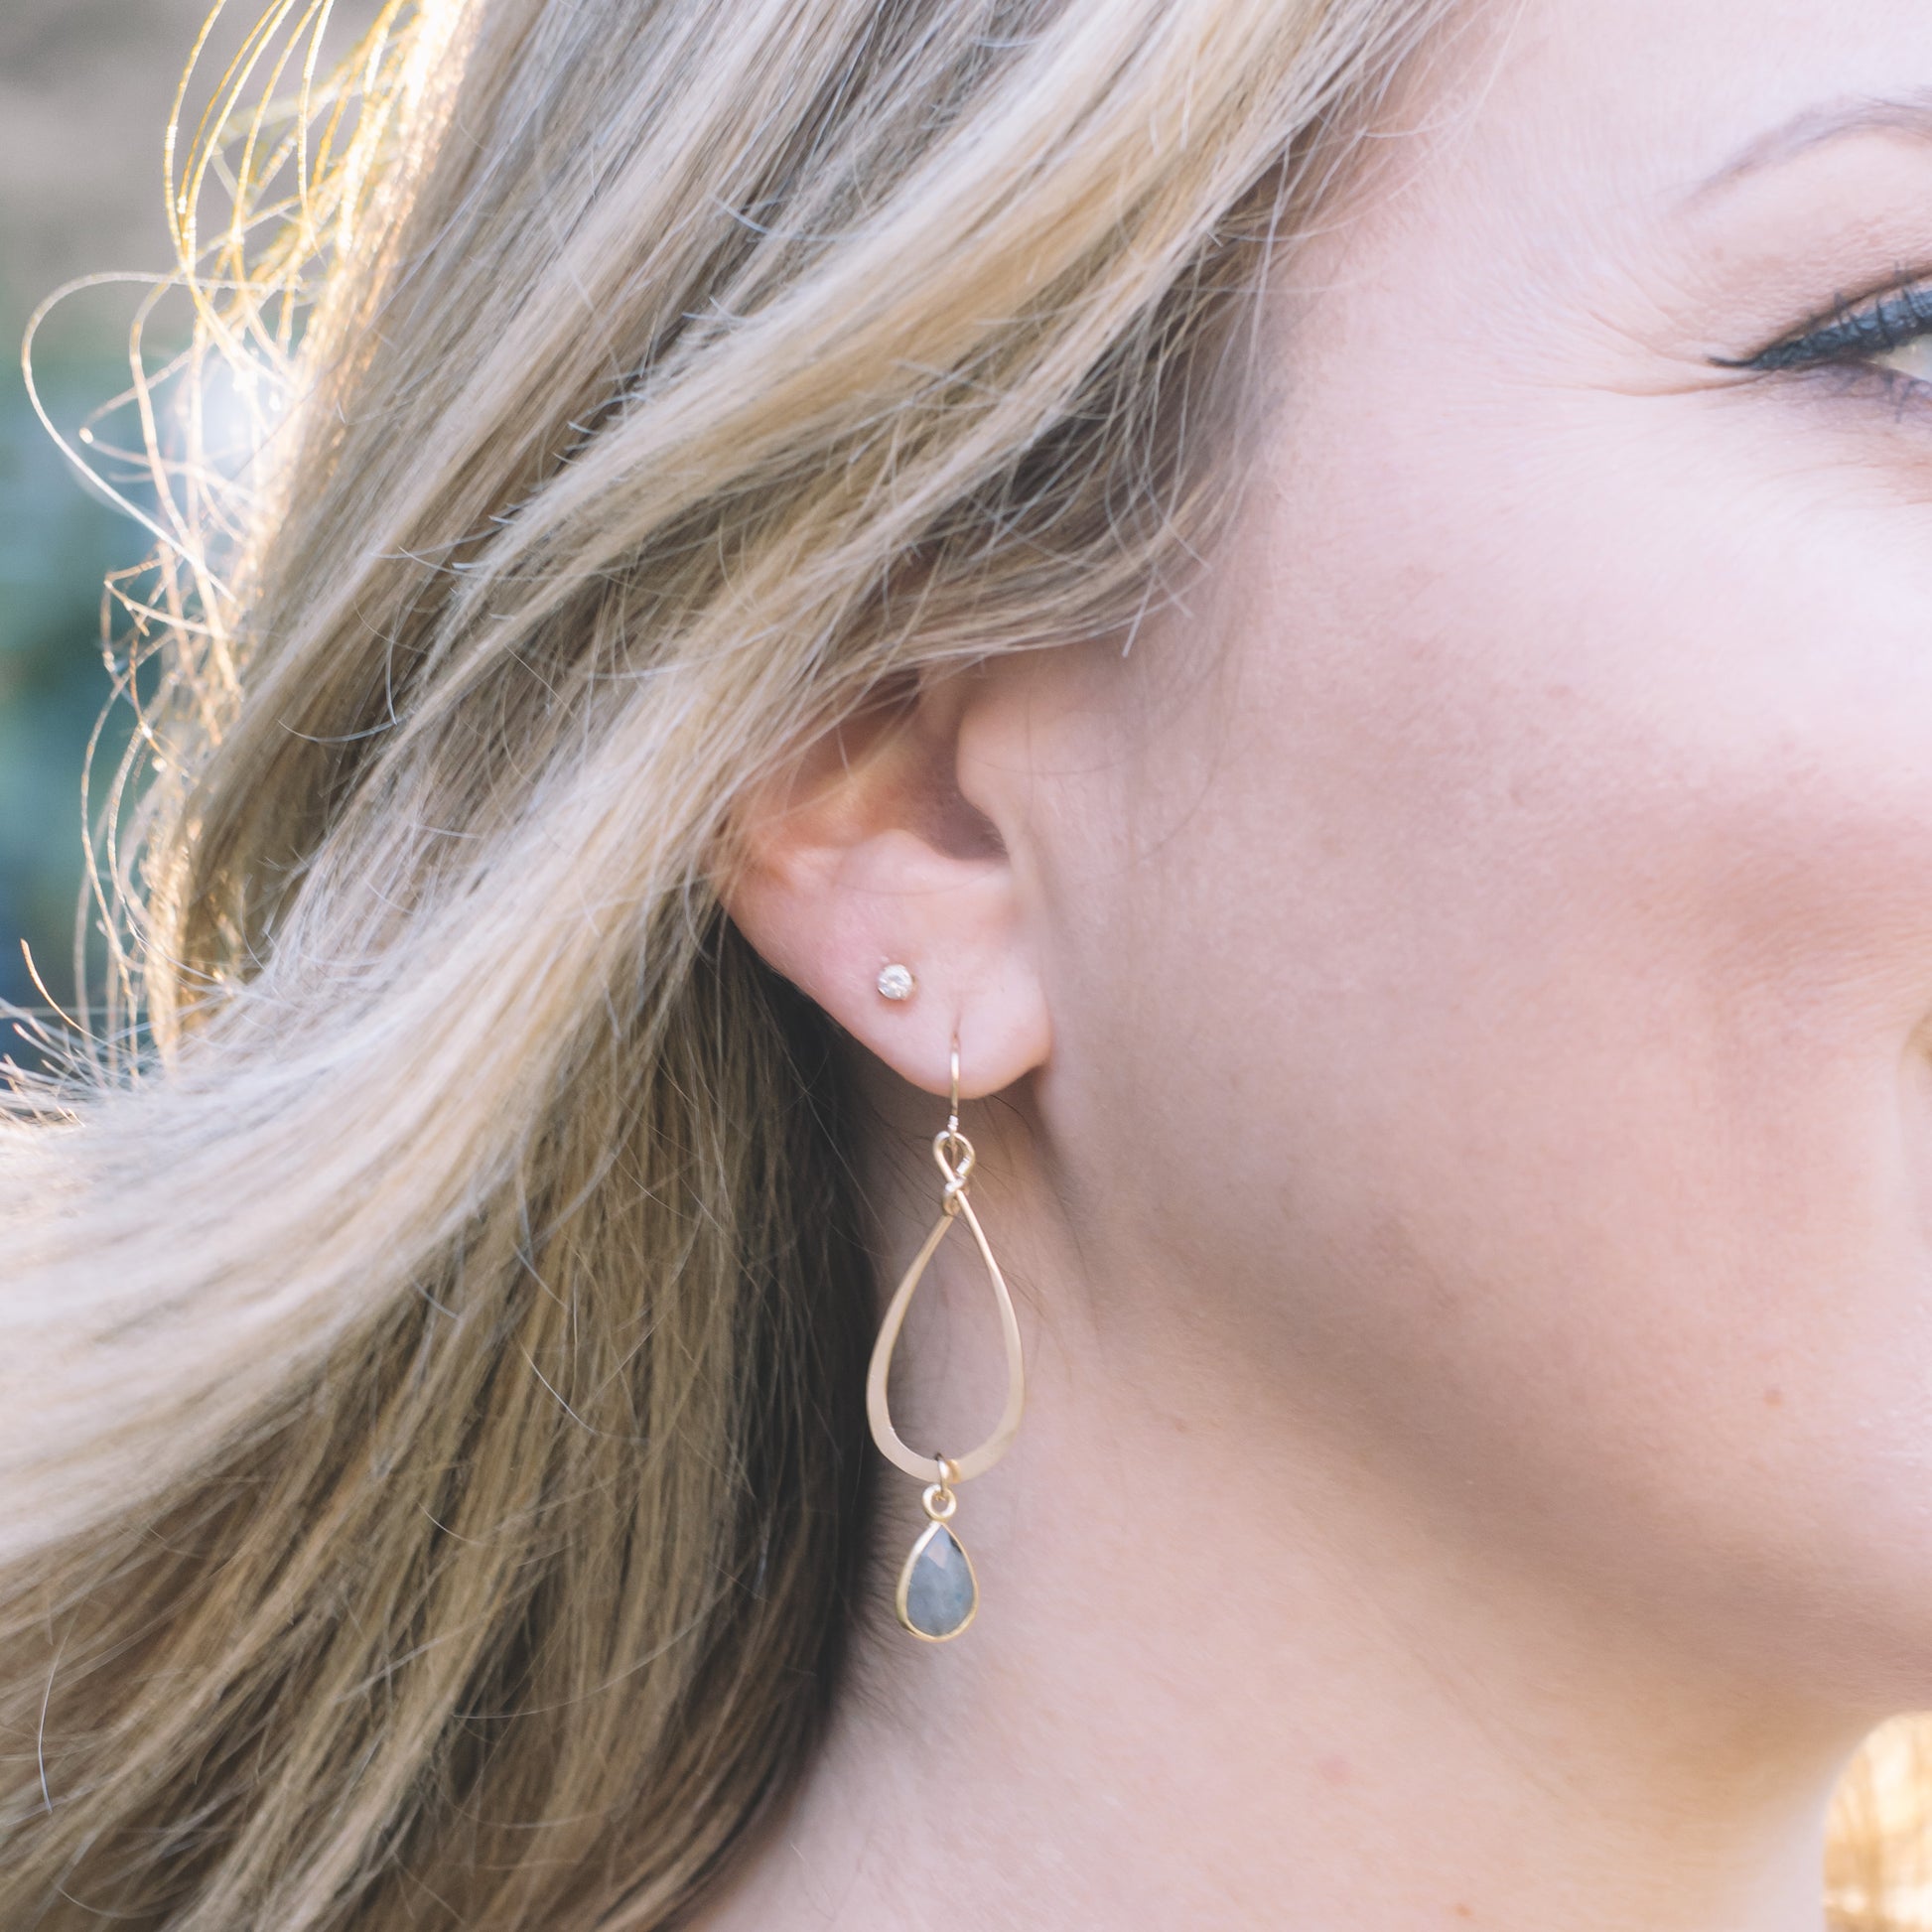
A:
[710,0,1932,1925]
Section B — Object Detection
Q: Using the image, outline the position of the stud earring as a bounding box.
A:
[877,962,916,1003]
[865,1035,1026,1640]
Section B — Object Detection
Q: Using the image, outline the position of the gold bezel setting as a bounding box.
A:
[895,1518,980,1643]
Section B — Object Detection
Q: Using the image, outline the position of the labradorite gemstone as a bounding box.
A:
[904,1526,976,1638]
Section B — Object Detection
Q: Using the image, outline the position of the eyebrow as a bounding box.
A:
[1692,89,1932,200]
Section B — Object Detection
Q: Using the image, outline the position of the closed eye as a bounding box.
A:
[1721,279,1932,390]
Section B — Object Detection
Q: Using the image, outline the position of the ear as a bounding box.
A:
[718,668,1051,1102]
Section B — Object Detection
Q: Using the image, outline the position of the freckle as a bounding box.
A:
[1315,1753,1351,1785]
[1454,1907,1475,1921]
[1764,1387,1784,1408]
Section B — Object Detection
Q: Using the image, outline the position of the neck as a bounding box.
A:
[693,1097,1866,1932]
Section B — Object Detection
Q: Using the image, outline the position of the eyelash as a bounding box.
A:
[1732,280,1932,385]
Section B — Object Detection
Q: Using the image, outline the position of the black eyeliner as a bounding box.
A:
[1727,281,1932,373]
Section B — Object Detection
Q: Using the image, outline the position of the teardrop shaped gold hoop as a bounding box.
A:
[865,1039,1027,1484]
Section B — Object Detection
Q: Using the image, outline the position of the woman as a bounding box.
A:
[5,0,1932,1922]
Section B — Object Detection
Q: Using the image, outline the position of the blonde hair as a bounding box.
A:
[0,0,1922,1924]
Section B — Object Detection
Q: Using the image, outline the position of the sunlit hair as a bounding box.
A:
[0,0,1925,1924]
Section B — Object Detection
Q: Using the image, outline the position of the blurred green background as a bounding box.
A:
[0,344,147,1027]
[0,0,376,1046]
[0,0,221,1034]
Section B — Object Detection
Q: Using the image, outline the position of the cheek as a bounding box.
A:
[1074,394,1932,1697]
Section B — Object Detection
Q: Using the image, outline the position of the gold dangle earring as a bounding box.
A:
[865,1026,1026,1641]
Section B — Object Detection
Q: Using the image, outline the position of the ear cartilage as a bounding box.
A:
[877,963,916,1003]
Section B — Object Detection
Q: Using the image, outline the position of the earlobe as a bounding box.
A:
[718,676,1050,1102]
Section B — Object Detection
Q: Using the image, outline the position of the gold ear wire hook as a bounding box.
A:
[948,1035,961,1136]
